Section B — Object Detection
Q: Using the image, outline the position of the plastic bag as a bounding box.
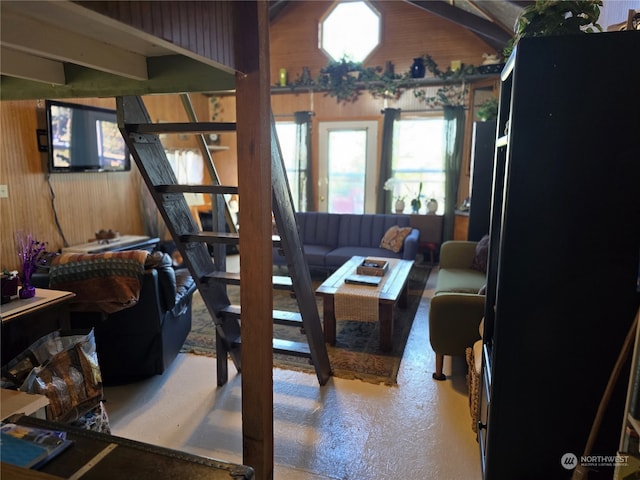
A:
[2,329,103,423]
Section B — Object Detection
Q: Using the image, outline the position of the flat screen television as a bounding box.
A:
[46,100,130,173]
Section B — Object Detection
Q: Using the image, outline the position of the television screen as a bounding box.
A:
[46,100,130,173]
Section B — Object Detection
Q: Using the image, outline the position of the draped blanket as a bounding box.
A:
[49,251,148,313]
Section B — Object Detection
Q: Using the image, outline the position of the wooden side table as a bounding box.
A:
[0,389,49,420]
[409,214,443,264]
[1,289,75,366]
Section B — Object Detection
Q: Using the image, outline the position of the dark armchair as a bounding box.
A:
[33,251,197,385]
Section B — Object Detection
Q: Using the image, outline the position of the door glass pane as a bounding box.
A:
[327,130,366,213]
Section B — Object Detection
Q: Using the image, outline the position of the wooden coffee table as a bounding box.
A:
[315,256,414,351]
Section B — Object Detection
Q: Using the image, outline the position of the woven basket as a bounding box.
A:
[466,346,480,434]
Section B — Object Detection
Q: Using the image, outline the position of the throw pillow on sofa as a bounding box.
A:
[380,225,412,253]
[471,234,490,273]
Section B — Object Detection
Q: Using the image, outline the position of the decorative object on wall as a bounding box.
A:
[502,0,603,57]
[315,57,365,103]
[15,232,48,299]
[283,52,491,106]
[410,55,477,107]
[300,66,312,85]
[279,68,288,87]
[414,83,469,108]
[384,61,395,77]
[478,52,503,74]
[410,57,426,78]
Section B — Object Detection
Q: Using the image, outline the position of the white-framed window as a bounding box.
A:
[320,1,380,62]
[274,121,300,210]
[391,117,446,214]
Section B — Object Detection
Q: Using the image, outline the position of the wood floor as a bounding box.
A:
[103,263,481,479]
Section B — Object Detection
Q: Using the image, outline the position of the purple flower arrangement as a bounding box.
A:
[15,232,48,299]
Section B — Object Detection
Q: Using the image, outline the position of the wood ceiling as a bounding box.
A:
[0,0,527,100]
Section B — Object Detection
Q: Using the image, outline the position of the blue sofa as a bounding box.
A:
[274,212,419,270]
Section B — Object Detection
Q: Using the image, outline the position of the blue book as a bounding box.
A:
[0,423,73,469]
[1,432,49,468]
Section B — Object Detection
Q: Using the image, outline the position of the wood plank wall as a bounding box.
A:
[1,1,500,272]
[0,94,210,272]
[78,0,236,70]
[269,1,495,85]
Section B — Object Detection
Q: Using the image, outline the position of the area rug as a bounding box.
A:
[181,264,432,385]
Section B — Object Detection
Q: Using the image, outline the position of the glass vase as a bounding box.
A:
[426,198,438,214]
[19,282,36,299]
[410,58,426,78]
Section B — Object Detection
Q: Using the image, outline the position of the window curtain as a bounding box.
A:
[376,108,401,213]
[294,111,312,212]
[442,106,465,241]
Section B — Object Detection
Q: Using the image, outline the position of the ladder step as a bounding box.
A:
[273,339,311,358]
[181,232,239,244]
[273,275,292,290]
[219,304,303,327]
[187,234,279,247]
[230,337,311,359]
[273,310,303,327]
[155,185,238,195]
[125,121,237,135]
[204,271,240,285]
[202,273,293,291]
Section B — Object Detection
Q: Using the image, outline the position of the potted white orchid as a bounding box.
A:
[383,178,406,213]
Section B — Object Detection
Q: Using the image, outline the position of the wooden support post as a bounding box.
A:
[234,2,274,479]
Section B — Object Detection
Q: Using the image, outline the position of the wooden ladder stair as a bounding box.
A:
[116,95,331,386]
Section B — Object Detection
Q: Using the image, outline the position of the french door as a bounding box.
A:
[317,121,378,213]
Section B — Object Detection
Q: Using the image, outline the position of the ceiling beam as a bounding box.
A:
[468,0,514,34]
[269,0,290,22]
[0,10,149,81]
[0,47,65,85]
[0,55,235,101]
[406,0,511,52]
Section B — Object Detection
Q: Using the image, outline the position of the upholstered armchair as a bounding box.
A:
[429,293,484,380]
[428,239,488,380]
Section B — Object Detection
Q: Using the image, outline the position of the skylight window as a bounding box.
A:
[320,1,381,62]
